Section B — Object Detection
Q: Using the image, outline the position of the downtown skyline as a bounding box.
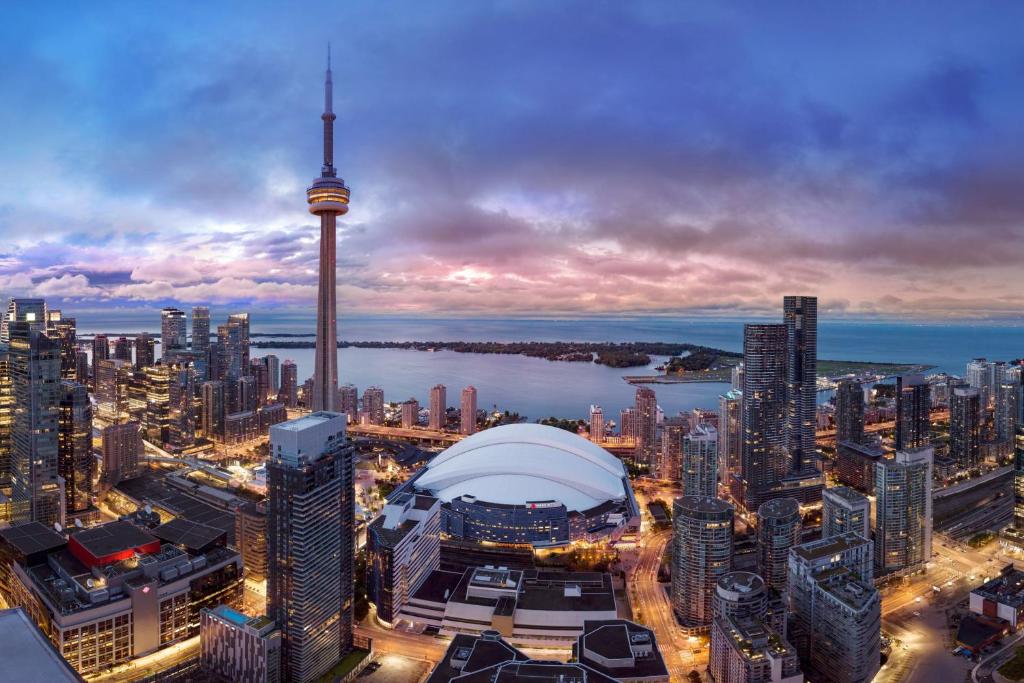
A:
[2,3,1024,320]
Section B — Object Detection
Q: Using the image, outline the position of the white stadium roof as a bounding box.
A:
[415,423,629,512]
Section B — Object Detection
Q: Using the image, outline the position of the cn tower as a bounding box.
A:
[306,45,349,412]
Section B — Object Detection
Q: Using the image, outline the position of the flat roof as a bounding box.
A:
[151,518,225,552]
[0,522,67,557]
[71,521,157,558]
[579,620,668,680]
[273,412,337,431]
[0,608,82,682]
[792,532,868,562]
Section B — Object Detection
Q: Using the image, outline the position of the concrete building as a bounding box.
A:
[660,415,687,482]
[429,384,447,430]
[134,333,155,370]
[401,398,420,429]
[589,404,605,442]
[403,567,618,646]
[460,386,478,436]
[719,390,742,494]
[895,374,930,450]
[741,324,788,506]
[756,498,801,594]
[788,533,879,683]
[45,310,77,382]
[160,307,187,353]
[950,386,982,470]
[363,386,385,426]
[267,412,355,683]
[0,519,243,677]
[672,496,734,633]
[835,379,864,445]
[235,501,267,582]
[278,361,298,409]
[367,493,441,625]
[998,379,1022,443]
[575,619,670,682]
[191,307,210,372]
[822,486,870,540]
[710,613,802,683]
[201,605,281,683]
[713,571,786,637]
[635,387,658,468]
[337,383,358,422]
[874,446,933,575]
[100,422,141,485]
[835,440,884,494]
[682,424,718,498]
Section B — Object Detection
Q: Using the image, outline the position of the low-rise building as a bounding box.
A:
[575,619,669,683]
[969,564,1024,629]
[0,519,243,676]
[201,604,281,683]
[401,567,617,646]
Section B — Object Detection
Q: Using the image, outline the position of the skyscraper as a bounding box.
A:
[672,496,734,633]
[401,398,420,429]
[756,497,801,594]
[660,415,687,482]
[263,354,281,396]
[307,50,350,413]
[267,412,355,683]
[91,334,109,383]
[718,389,742,493]
[784,296,817,473]
[201,381,226,440]
[874,446,933,574]
[834,379,864,444]
[112,336,131,362]
[161,307,188,354]
[191,306,210,353]
[822,486,870,540]
[363,386,385,426]
[895,374,930,450]
[135,332,155,369]
[997,378,1022,443]
[429,384,447,430]
[100,422,141,485]
[635,387,658,467]
[45,310,77,380]
[280,361,298,408]
[58,381,93,515]
[950,386,982,470]
[8,299,64,526]
[460,386,477,435]
[788,533,880,683]
[741,324,788,503]
[338,383,358,421]
[682,424,718,498]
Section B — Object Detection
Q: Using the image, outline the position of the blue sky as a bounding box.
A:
[2,2,1024,319]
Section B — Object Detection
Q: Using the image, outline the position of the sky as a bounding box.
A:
[2,2,1024,321]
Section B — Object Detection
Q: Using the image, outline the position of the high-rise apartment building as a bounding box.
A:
[91,334,109,383]
[874,446,933,574]
[635,387,658,467]
[620,407,637,440]
[8,300,64,526]
[997,379,1022,443]
[460,386,477,435]
[742,324,788,501]
[101,422,141,484]
[784,296,817,473]
[835,379,864,444]
[731,363,744,391]
[74,349,88,386]
[235,501,268,582]
[822,486,870,540]
[58,381,93,515]
[710,612,802,683]
[161,307,187,354]
[429,384,447,430]
[338,383,358,421]
[267,412,355,683]
[756,497,802,594]
[682,424,718,497]
[718,389,742,492]
[112,336,132,362]
[191,306,210,352]
[661,415,687,482]
[363,386,385,426]
[950,386,982,470]
[201,381,226,440]
[279,361,298,408]
[201,606,281,683]
[401,398,420,429]
[788,533,880,683]
[589,404,605,441]
[672,496,734,633]
[95,358,130,423]
[263,354,281,396]
[250,358,270,407]
[895,374,930,450]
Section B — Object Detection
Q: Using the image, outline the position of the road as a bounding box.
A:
[630,529,692,679]
[974,631,1024,683]
[88,636,199,682]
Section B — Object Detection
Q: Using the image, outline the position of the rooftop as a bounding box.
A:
[973,567,1024,609]
[578,619,668,680]
[151,518,226,552]
[70,521,157,559]
[792,531,868,562]
[823,486,869,505]
[0,608,82,682]
[0,522,67,558]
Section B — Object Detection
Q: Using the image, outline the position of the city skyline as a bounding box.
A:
[3,4,1024,319]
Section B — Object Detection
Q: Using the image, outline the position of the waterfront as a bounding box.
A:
[76,313,1023,421]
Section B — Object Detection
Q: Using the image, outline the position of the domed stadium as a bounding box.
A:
[410,423,637,547]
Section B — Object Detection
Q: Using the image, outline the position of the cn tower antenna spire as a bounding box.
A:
[321,42,336,177]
